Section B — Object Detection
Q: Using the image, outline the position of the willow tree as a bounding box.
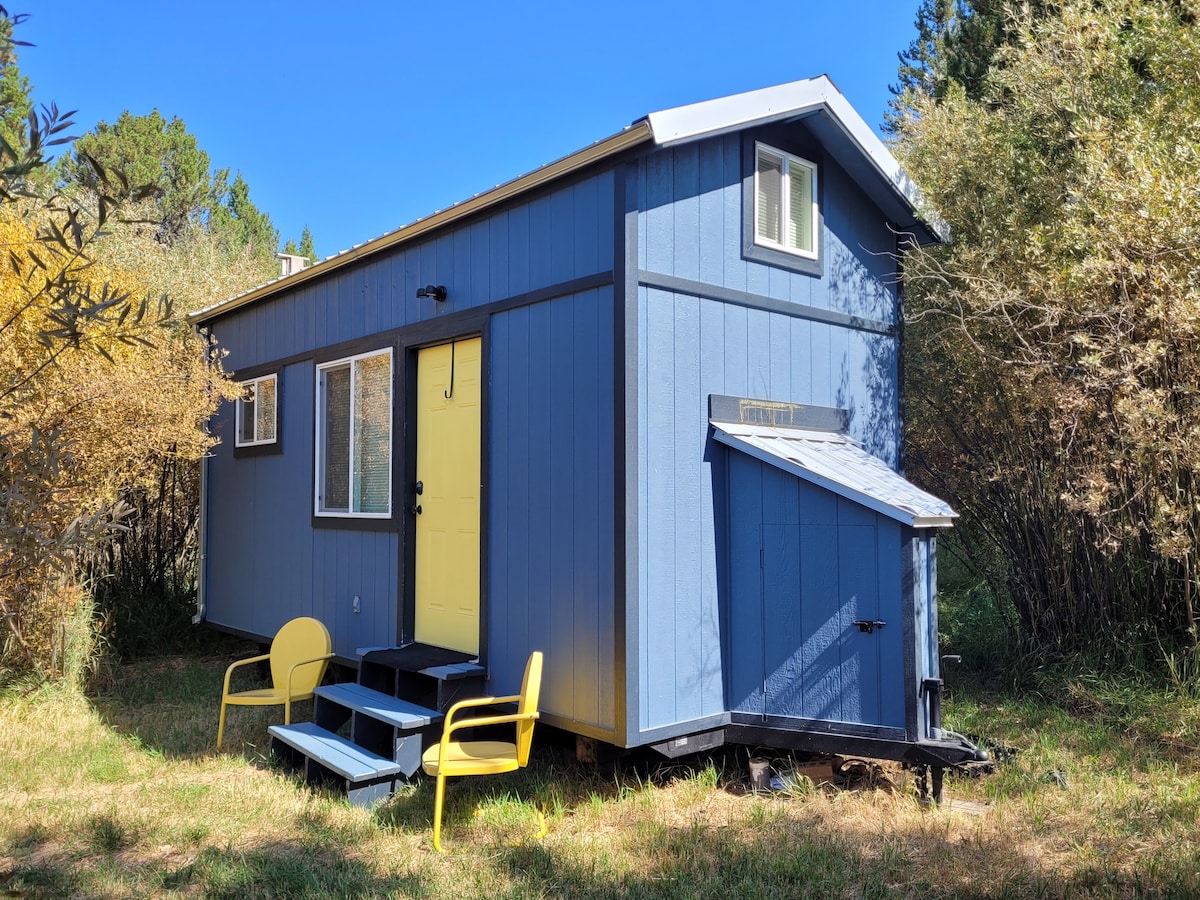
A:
[894,0,1200,667]
[0,11,240,680]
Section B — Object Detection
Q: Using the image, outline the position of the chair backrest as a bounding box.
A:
[515,651,543,766]
[269,617,332,694]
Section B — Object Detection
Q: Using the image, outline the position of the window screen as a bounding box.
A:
[236,373,278,446]
[317,349,391,516]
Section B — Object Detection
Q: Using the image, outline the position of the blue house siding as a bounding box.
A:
[310,528,398,661]
[204,360,399,660]
[636,133,899,323]
[200,167,618,672]
[488,287,617,733]
[206,360,316,640]
[633,299,903,733]
[630,122,910,738]
[211,170,615,372]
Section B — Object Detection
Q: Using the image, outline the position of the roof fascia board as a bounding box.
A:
[189,121,655,325]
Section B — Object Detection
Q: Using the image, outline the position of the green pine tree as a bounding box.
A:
[298,225,317,263]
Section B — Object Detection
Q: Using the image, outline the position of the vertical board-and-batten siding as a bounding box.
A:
[203,170,616,665]
[633,129,904,736]
[726,456,906,729]
[205,361,397,658]
[489,288,617,732]
[212,170,614,366]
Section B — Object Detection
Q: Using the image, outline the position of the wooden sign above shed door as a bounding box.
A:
[414,337,482,655]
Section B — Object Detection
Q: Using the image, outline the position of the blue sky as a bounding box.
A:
[20,1,920,261]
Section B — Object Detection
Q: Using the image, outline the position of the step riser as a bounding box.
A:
[270,647,487,805]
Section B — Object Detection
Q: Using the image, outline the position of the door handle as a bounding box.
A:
[411,504,422,515]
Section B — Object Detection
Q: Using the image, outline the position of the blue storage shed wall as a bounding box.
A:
[626,121,907,743]
[202,168,620,735]
[724,454,907,733]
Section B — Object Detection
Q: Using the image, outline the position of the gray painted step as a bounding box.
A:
[268,722,403,783]
[314,683,443,730]
[419,661,486,681]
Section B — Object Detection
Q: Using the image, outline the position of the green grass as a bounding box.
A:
[2,643,1199,898]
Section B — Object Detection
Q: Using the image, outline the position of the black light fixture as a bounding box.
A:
[416,284,447,302]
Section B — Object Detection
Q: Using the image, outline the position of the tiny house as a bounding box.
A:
[190,77,982,774]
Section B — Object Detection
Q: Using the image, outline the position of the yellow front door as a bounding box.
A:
[414,337,482,655]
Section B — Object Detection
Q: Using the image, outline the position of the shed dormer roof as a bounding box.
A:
[190,75,941,326]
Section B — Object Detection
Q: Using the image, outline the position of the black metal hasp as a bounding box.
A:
[852,620,887,634]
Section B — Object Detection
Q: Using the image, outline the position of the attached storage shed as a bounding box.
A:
[190,77,981,771]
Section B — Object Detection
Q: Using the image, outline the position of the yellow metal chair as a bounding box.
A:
[216,616,333,751]
[421,650,545,852]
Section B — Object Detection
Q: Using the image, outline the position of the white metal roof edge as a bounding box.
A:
[711,422,957,529]
[646,76,948,242]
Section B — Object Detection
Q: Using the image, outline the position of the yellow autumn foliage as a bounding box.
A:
[0,201,240,676]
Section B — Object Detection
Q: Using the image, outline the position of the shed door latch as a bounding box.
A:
[852,619,887,634]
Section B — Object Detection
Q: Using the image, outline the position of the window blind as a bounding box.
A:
[323,365,351,511]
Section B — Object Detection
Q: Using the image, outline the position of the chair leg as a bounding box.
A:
[217,701,228,751]
[432,773,447,853]
[533,804,547,840]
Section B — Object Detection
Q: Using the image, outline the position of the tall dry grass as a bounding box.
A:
[2,644,1198,898]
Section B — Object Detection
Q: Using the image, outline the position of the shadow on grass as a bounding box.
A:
[1,819,426,900]
[374,735,767,841]
[489,819,1199,900]
[87,637,281,761]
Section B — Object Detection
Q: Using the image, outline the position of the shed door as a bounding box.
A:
[414,337,482,654]
[757,522,902,728]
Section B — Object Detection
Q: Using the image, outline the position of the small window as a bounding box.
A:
[236,373,278,447]
[754,142,818,259]
[315,348,392,517]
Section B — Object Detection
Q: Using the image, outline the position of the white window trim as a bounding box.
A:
[314,347,393,519]
[235,373,278,447]
[753,141,819,261]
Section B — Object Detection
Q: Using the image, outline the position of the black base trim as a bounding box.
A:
[725,723,983,767]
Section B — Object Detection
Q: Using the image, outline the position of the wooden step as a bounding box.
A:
[314,683,442,730]
[419,661,486,681]
[268,722,404,807]
[269,722,404,782]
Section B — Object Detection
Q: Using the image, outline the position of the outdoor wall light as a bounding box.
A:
[416,284,447,302]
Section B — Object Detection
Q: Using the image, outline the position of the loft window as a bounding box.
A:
[754,142,818,259]
[235,373,278,447]
[315,348,392,517]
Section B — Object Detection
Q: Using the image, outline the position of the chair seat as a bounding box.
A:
[422,741,520,777]
[215,616,332,751]
[224,687,310,706]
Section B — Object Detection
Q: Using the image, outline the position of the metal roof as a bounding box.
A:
[711,420,956,528]
[190,75,941,326]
